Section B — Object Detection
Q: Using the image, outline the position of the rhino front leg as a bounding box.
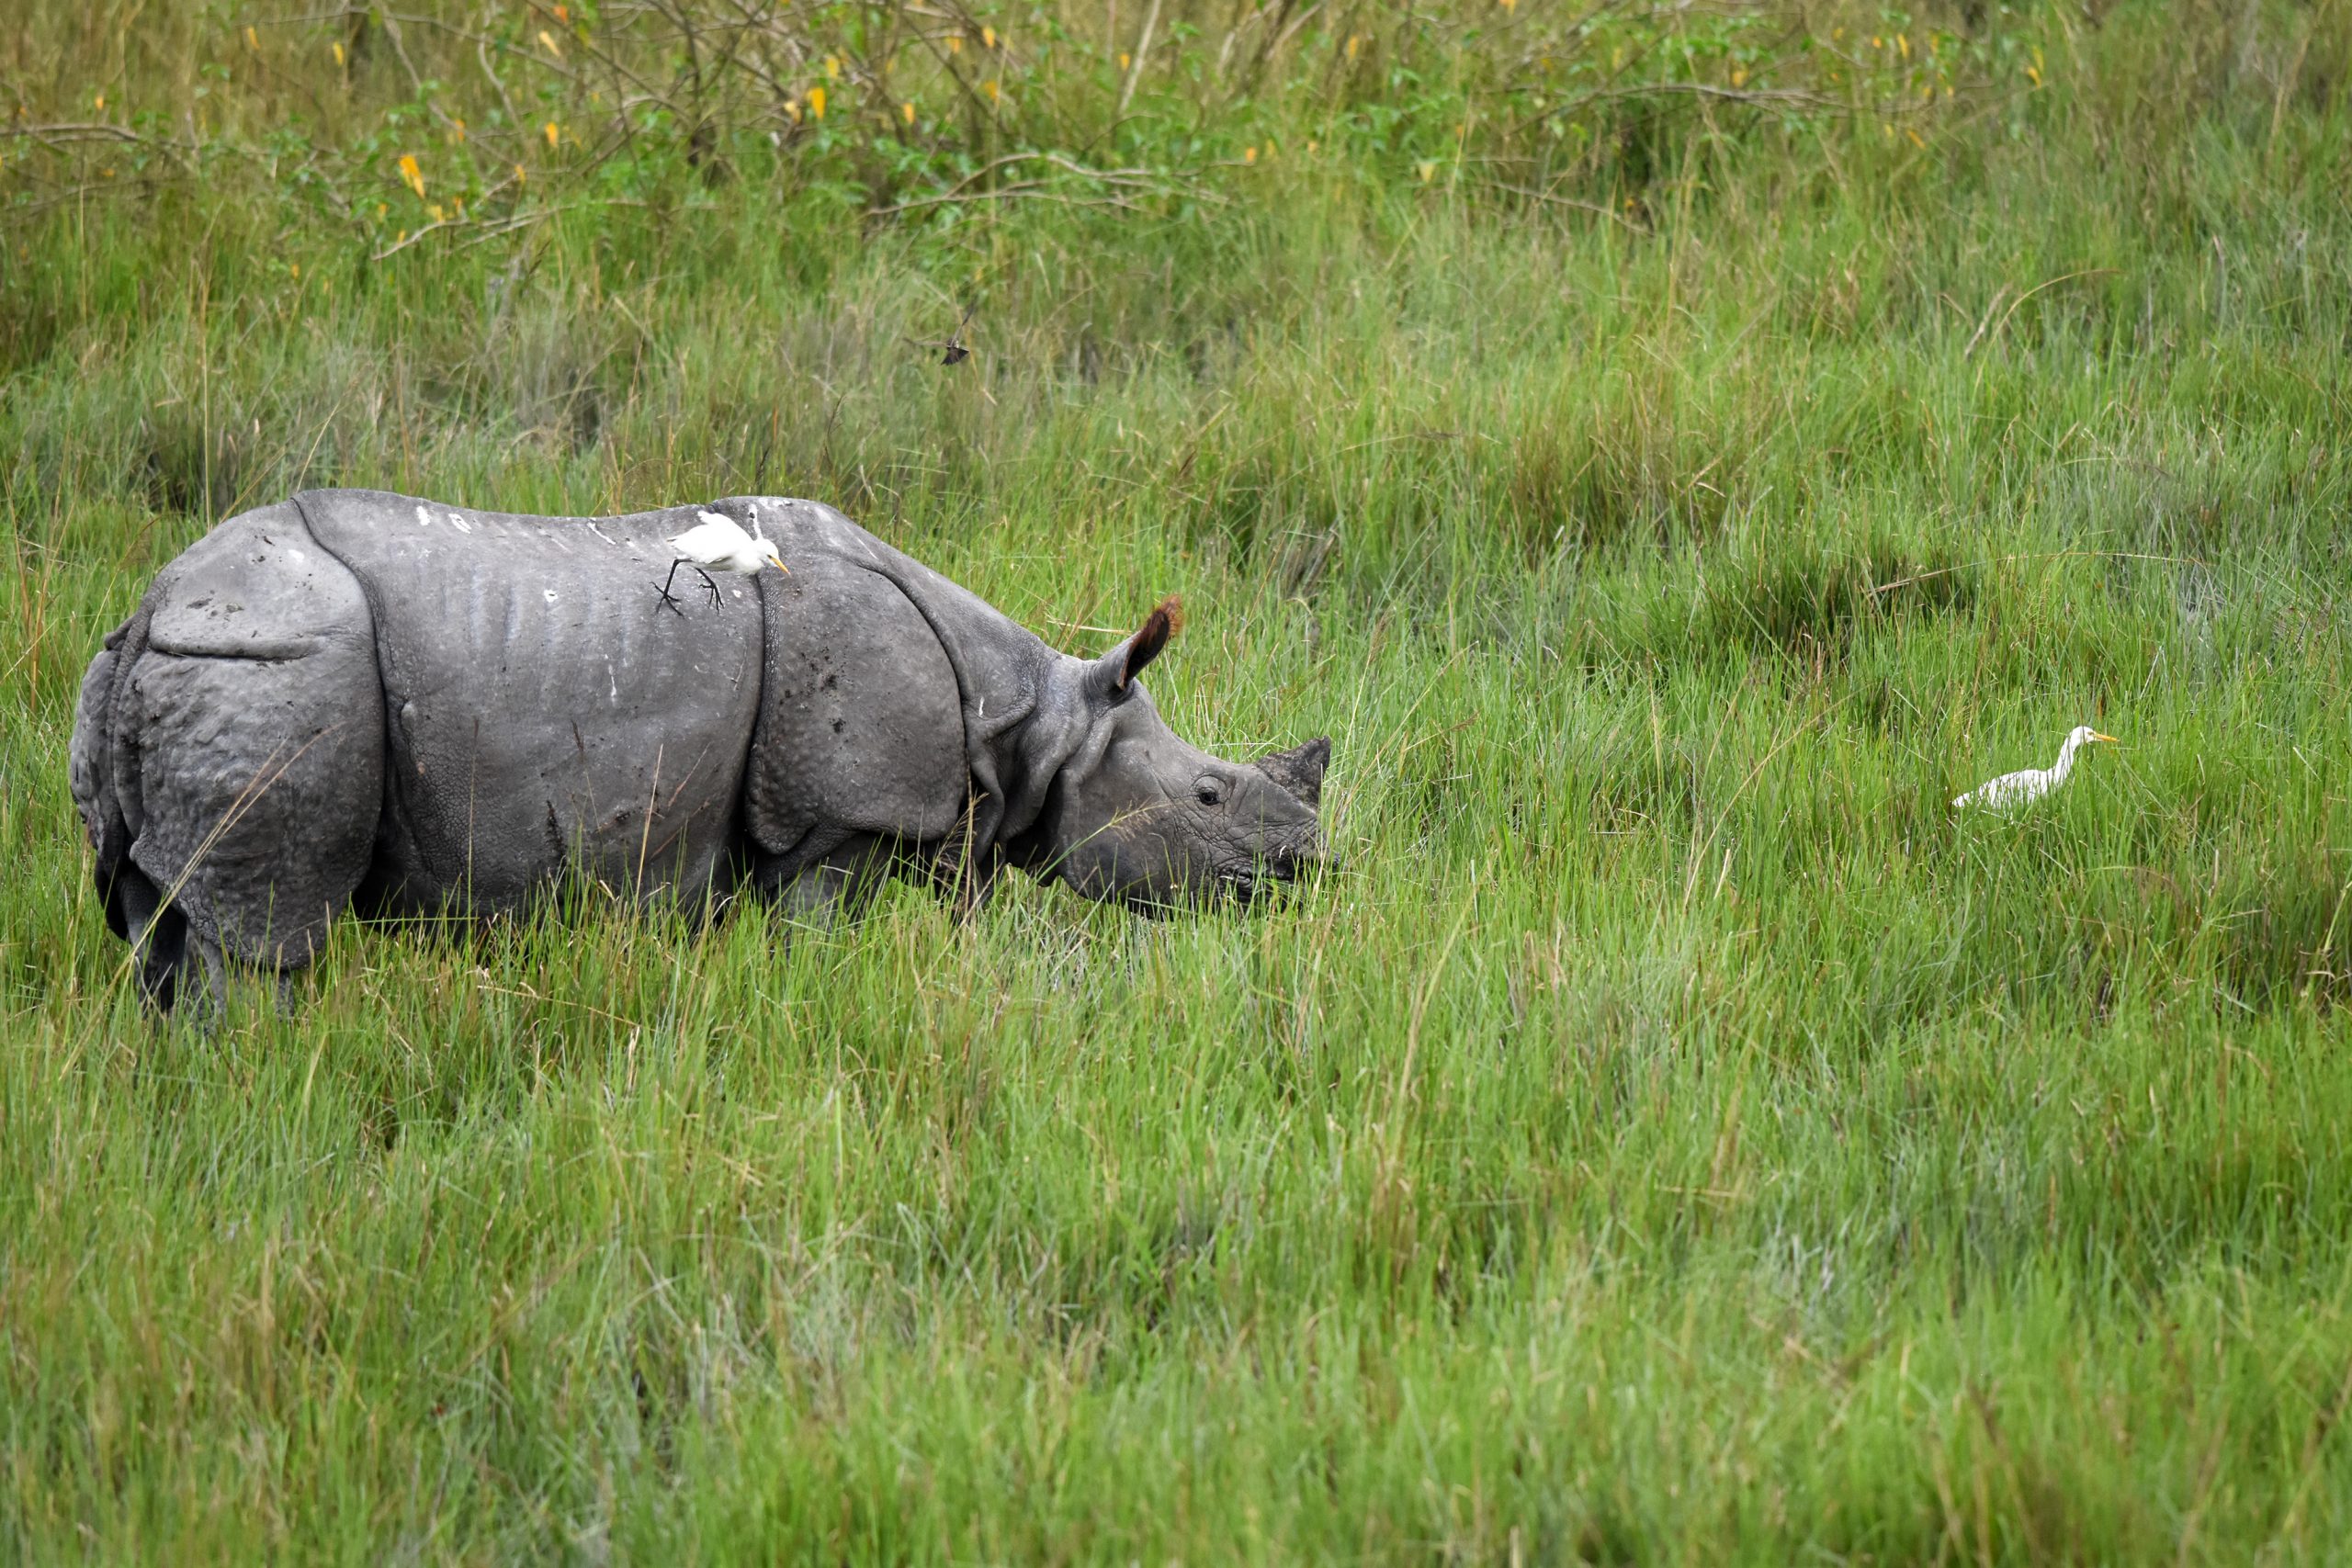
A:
[763,831,897,927]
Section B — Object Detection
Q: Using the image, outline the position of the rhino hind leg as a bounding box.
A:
[111,862,189,1010]
[106,504,386,1007]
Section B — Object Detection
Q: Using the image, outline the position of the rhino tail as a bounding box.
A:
[69,601,193,1004]
[70,604,147,934]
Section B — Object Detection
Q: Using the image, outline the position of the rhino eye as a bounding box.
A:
[1194,777,1226,807]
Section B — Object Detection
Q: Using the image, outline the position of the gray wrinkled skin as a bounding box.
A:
[69,489,1329,1010]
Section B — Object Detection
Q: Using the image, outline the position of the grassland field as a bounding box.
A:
[5,0,2352,1559]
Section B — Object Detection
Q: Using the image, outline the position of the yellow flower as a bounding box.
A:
[1118,51,1131,71]
[1897,33,1911,60]
[983,79,1001,104]
[538,28,562,59]
[398,153,425,197]
[982,26,997,50]
[427,202,445,222]
[1417,159,1436,182]
[824,56,841,80]
[902,101,915,125]
[290,262,300,278]
[1907,127,1926,147]
[1244,145,1258,164]
[808,85,827,118]
[1345,34,1361,61]
[244,25,259,50]
[448,118,466,143]
[332,40,345,66]
[94,94,104,110]
[948,36,962,54]
[1730,64,1747,87]
[544,120,560,149]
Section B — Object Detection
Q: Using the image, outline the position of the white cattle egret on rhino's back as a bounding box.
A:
[1951,725,2120,811]
[655,509,784,614]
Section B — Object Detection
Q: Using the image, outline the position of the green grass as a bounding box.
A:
[6,0,2352,1558]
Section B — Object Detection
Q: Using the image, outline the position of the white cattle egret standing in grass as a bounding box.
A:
[654,509,784,614]
[1952,725,2120,810]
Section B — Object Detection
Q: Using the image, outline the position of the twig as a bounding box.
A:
[370,10,464,136]
[371,217,465,261]
[910,149,1170,199]
[867,153,1215,218]
[1117,0,1162,114]
[870,183,1157,218]
[477,31,525,134]
[1,121,153,144]
[0,120,199,177]
[1486,180,1651,232]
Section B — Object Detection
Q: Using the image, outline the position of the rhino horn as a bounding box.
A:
[1255,736,1330,808]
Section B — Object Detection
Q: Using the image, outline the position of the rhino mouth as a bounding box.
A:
[1111,849,1314,913]
[1215,866,1268,903]
[1210,843,1317,904]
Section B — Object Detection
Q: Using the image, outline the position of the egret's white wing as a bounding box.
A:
[666,517,749,560]
[1953,766,2054,811]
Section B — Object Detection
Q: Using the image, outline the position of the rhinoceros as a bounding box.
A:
[69,489,1329,1010]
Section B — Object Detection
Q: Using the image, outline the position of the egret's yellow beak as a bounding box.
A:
[2091,731,2120,744]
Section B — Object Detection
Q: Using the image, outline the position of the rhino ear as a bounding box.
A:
[1255,737,1330,808]
[1096,595,1183,694]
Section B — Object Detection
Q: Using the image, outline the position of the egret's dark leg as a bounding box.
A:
[651,558,688,615]
[694,567,722,610]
